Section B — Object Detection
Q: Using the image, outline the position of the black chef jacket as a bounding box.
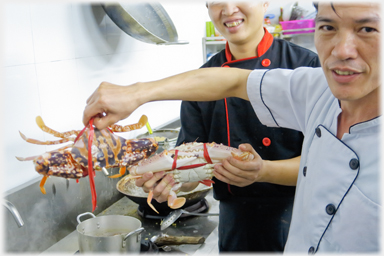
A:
[176,30,321,252]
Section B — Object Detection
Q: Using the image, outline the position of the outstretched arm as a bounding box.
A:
[83,68,251,129]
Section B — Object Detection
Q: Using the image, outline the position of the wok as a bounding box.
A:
[101,2,188,45]
[117,176,212,217]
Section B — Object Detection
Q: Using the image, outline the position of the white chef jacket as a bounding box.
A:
[247,67,381,253]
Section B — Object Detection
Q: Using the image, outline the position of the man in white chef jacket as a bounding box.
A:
[83,2,380,253]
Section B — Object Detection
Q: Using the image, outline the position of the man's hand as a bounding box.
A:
[135,171,200,203]
[83,82,141,130]
[213,143,265,187]
[135,171,175,203]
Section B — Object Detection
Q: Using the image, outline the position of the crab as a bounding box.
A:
[125,142,254,213]
[16,115,158,211]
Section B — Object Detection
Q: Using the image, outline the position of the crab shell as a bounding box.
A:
[129,142,253,176]
[33,128,158,179]
[33,148,86,179]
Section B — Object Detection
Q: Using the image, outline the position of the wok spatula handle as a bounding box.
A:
[154,235,205,246]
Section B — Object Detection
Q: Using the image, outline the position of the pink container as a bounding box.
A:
[280,19,315,35]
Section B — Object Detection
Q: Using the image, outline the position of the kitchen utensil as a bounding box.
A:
[151,234,205,246]
[282,2,295,21]
[137,128,180,153]
[117,173,212,217]
[289,2,306,20]
[161,209,219,230]
[101,3,188,45]
[76,212,144,254]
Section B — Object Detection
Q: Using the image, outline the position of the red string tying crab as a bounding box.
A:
[16,115,158,212]
[124,142,254,213]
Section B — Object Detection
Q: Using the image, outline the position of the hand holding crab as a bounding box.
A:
[125,142,255,213]
[213,143,265,187]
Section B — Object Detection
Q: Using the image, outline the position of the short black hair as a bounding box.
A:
[313,2,337,14]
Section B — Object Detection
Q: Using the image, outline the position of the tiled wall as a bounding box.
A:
[2,1,209,193]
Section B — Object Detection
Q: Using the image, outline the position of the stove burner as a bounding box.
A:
[137,198,209,219]
[140,240,159,253]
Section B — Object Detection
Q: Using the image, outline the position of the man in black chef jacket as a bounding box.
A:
[136,1,320,252]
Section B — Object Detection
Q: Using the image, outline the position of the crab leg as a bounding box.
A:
[147,189,159,214]
[36,116,81,138]
[109,166,126,179]
[19,131,73,145]
[39,175,48,194]
[15,144,72,161]
[109,115,148,132]
[16,155,40,161]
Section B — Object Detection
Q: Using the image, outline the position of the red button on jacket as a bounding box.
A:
[262,59,271,67]
[262,137,271,146]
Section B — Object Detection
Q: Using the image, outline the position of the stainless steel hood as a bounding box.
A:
[102,2,188,45]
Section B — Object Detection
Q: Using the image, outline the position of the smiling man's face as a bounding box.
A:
[207,1,268,45]
[315,3,380,103]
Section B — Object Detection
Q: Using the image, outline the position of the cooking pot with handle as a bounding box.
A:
[76,212,144,254]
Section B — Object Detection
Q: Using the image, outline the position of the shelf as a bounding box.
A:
[206,40,227,45]
[271,27,315,39]
[202,37,227,62]
[204,37,227,44]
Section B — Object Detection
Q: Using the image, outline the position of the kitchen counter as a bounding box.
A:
[42,190,220,255]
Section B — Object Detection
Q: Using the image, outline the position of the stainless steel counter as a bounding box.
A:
[42,190,220,254]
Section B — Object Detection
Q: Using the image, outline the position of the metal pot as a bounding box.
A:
[76,212,144,254]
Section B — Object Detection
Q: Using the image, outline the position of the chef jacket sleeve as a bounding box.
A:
[247,67,328,133]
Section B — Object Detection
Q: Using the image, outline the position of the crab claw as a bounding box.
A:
[147,189,159,214]
[168,190,186,209]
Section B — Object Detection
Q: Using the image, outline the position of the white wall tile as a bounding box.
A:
[35,59,84,135]
[3,4,35,66]
[3,64,43,191]
[72,4,113,58]
[2,1,209,193]
[30,3,77,63]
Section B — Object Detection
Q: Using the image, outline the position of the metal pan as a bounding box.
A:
[101,2,188,45]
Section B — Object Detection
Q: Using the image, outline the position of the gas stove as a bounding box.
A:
[43,193,219,255]
[74,240,160,254]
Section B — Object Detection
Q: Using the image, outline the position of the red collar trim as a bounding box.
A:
[225,43,233,62]
[224,27,274,63]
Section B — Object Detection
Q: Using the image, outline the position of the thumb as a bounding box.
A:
[239,143,255,153]
[238,143,258,160]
